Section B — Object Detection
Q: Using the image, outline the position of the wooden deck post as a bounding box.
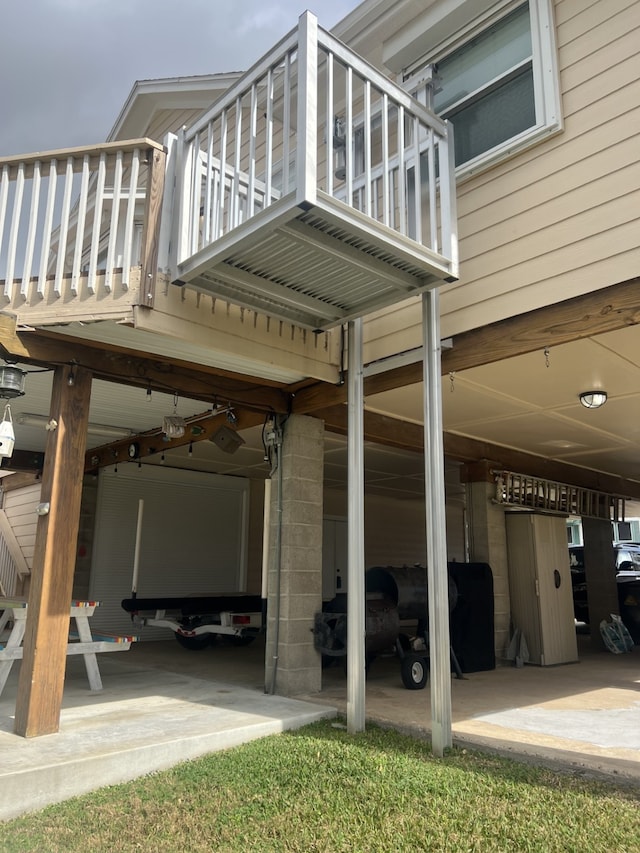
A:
[140,145,167,308]
[14,364,92,737]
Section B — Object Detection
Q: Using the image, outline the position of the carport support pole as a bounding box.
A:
[14,364,92,737]
[422,290,452,756]
[347,317,366,733]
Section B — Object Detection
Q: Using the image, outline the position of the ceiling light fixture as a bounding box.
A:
[579,391,608,409]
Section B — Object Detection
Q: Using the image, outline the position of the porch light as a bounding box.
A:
[579,391,608,409]
[0,366,26,399]
[333,116,346,181]
[162,415,186,439]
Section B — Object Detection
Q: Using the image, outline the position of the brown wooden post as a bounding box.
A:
[14,364,92,737]
[139,145,167,308]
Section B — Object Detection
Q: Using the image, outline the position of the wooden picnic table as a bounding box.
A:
[0,598,137,696]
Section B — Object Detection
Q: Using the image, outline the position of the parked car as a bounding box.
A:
[568,544,640,639]
[616,547,640,643]
[568,545,588,624]
[614,542,640,570]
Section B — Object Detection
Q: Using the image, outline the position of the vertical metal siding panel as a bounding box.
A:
[364,494,427,566]
[89,468,250,639]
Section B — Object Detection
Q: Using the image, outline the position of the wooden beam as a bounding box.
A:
[0,317,290,413]
[293,277,640,413]
[84,407,266,472]
[14,365,92,737]
[0,471,42,492]
[442,275,640,375]
[0,449,45,474]
[317,405,640,501]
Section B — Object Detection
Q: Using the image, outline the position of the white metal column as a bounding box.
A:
[422,289,452,756]
[347,318,366,733]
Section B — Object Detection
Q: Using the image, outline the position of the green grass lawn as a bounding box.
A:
[1,720,638,852]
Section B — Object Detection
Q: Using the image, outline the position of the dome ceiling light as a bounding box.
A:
[579,391,608,409]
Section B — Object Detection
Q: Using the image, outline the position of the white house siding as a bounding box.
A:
[246,478,266,594]
[323,488,466,569]
[2,483,41,580]
[145,108,210,143]
[89,467,250,637]
[362,0,640,364]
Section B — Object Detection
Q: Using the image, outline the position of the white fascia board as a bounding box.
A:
[383,0,514,73]
[108,72,243,142]
[332,0,418,60]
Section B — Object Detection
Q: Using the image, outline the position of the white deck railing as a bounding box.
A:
[0,139,165,314]
[0,13,456,329]
[172,12,457,278]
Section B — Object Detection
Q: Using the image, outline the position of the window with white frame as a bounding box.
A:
[402,0,562,178]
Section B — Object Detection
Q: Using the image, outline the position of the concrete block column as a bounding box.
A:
[265,414,324,696]
[582,516,618,650]
[464,476,511,658]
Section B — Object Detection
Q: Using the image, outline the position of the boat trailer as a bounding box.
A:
[121,594,264,650]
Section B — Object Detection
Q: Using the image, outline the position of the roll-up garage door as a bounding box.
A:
[89,466,249,638]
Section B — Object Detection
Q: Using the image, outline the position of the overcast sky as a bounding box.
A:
[1,0,357,157]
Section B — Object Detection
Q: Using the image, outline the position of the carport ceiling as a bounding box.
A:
[3,320,640,497]
[2,368,457,501]
[364,324,640,485]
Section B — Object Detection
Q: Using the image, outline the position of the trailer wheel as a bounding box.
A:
[175,633,212,651]
[400,653,429,690]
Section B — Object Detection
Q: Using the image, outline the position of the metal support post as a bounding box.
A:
[347,317,366,733]
[422,289,452,756]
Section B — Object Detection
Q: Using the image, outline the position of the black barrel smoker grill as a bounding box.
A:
[314,565,463,689]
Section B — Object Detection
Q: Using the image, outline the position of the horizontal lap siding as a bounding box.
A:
[2,484,41,572]
[362,0,640,362]
[145,108,209,143]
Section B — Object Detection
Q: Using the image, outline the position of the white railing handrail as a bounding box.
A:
[184,32,300,144]
[317,27,448,138]
[0,138,165,174]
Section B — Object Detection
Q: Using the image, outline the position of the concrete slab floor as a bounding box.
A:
[309,633,640,785]
[0,641,335,821]
[0,632,638,820]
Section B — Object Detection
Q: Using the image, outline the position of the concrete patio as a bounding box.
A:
[0,632,638,820]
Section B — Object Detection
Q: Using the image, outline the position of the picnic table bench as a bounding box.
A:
[0,598,137,696]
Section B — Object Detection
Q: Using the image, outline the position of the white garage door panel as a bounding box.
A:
[89,467,249,638]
